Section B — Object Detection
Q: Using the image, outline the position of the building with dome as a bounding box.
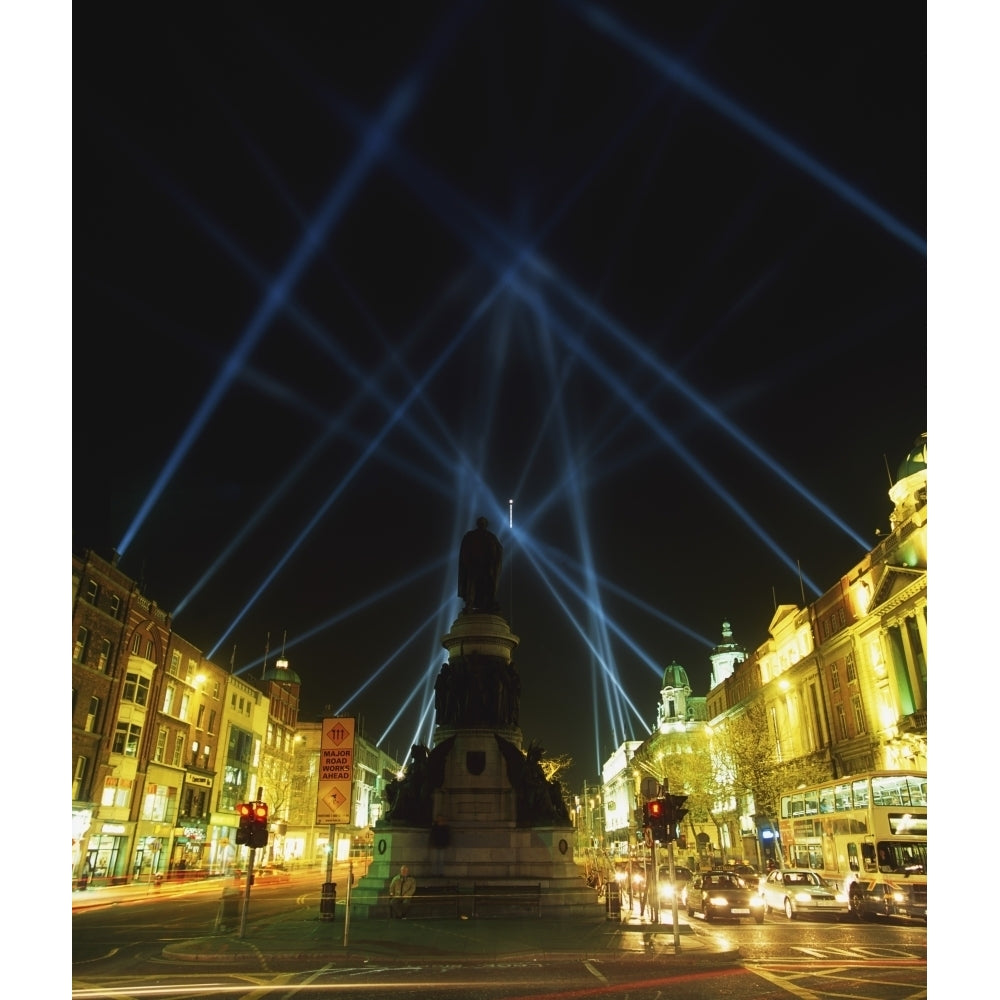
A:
[595,433,927,869]
[709,620,746,688]
[702,432,927,862]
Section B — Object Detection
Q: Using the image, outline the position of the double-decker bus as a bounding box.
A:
[777,770,926,921]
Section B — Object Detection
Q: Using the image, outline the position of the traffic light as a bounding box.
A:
[235,802,253,846]
[250,801,269,848]
[668,794,689,842]
[646,798,668,842]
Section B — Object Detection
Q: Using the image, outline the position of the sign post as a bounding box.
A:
[317,718,355,944]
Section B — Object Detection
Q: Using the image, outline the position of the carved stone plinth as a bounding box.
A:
[352,611,594,917]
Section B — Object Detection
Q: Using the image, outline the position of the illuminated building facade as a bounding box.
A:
[599,433,928,869]
[72,550,136,885]
[210,671,268,873]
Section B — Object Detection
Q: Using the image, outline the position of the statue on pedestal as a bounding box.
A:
[458,517,502,613]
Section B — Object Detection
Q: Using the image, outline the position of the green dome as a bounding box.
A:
[896,433,926,482]
[262,663,301,684]
[661,659,690,690]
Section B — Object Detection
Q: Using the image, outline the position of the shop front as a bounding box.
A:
[84,821,132,885]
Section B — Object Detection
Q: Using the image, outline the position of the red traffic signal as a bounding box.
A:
[235,802,253,845]
[252,802,268,824]
[647,800,665,820]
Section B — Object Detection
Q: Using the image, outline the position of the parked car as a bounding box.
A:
[759,868,849,920]
[682,870,764,923]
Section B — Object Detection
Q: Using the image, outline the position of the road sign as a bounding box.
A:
[317,717,355,825]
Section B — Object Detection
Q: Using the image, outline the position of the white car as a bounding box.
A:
[759,868,850,920]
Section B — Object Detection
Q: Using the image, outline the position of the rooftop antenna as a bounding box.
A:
[772,585,777,612]
[882,453,894,489]
[229,645,236,675]
[508,498,514,627]
[797,560,806,605]
[263,631,270,677]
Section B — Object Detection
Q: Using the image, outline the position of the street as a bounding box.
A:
[72,867,927,998]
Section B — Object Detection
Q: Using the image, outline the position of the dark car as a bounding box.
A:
[848,875,928,922]
[683,870,764,923]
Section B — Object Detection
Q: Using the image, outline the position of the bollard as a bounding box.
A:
[215,879,242,933]
[605,881,621,920]
[319,881,337,921]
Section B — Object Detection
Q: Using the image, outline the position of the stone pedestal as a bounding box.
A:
[352,611,595,917]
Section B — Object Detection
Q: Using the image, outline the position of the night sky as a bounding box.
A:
[72,2,927,781]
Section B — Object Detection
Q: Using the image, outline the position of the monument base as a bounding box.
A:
[351,823,596,917]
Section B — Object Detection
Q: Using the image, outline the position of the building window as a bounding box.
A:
[85,696,100,733]
[851,694,867,734]
[145,639,155,661]
[112,722,142,756]
[74,626,89,662]
[168,651,181,677]
[97,638,112,672]
[73,756,88,799]
[846,651,857,683]
[212,681,220,699]
[141,783,174,823]
[208,709,217,735]
[830,661,840,691]
[122,672,150,707]
[131,633,141,655]
[85,579,98,603]
[101,776,133,809]
[836,704,848,739]
[196,704,205,730]
[154,726,168,763]
[179,691,191,722]
[172,733,186,767]
[163,682,176,716]
[109,594,120,619]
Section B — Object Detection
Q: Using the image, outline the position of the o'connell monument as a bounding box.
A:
[352,518,595,917]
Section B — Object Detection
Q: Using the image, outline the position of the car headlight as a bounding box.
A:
[708,895,729,906]
[750,895,764,908]
[793,891,812,903]
[890,892,905,904]
[659,884,675,901]
[615,871,626,883]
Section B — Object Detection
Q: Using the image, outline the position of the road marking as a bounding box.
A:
[583,960,608,983]
[749,963,826,999]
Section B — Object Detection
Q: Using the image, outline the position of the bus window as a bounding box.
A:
[819,786,835,814]
[804,790,819,816]
[846,842,860,872]
[872,775,905,806]
[781,796,791,820]
[834,782,852,811]
[790,794,804,818]
[852,779,869,809]
[907,775,928,807]
[861,842,877,873]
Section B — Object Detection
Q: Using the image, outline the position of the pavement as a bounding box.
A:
[73,872,739,968]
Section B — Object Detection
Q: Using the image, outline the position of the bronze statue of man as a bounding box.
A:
[458,517,502,613]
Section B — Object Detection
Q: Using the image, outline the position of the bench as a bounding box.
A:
[473,882,542,918]
[404,883,461,918]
